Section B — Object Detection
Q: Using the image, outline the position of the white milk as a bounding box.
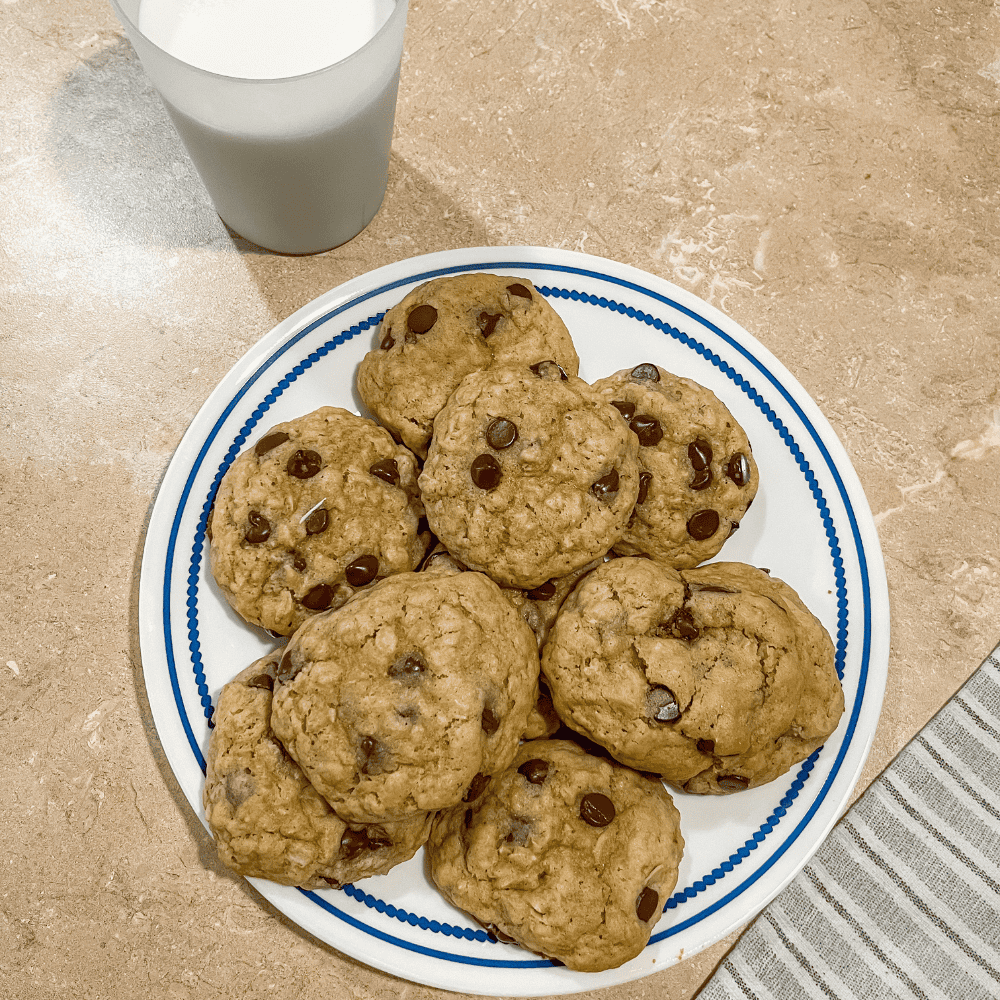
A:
[138,0,395,79]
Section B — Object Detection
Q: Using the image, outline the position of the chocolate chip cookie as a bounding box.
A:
[591,364,758,568]
[209,406,429,635]
[541,557,842,790]
[427,739,684,972]
[418,365,640,589]
[203,652,433,888]
[269,570,540,823]
[357,273,580,458]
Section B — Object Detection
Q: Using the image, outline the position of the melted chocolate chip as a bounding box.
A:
[529,360,568,380]
[518,758,550,785]
[345,555,379,587]
[303,507,329,535]
[478,311,502,338]
[630,363,660,382]
[728,452,751,487]
[718,774,750,792]
[379,331,395,350]
[302,583,334,611]
[481,706,500,735]
[580,792,616,827]
[647,686,681,722]
[636,887,660,923]
[287,449,321,479]
[407,303,438,334]
[507,282,533,300]
[471,453,502,490]
[369,458,400,485]
[463,773,491,802]
[697,739,716,753]
[631,414,663,447]
[388,653,426,681]
[688,439,713,471]
[527,580,556,601]
[637,471,652,505]
[611,400,636,422]
[663,607,699,641]
[244,510,271,544]
[254,431,290,457]
[247,672,274,691]
[339,828,369,860]
[690,467,713,491]
[687,509,720,540]
[485,417,518,450]
[276,647,301,683]
[591,469,620,501]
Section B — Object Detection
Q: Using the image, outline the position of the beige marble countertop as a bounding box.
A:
[3,0,999,996]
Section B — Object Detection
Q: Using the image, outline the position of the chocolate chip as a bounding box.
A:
[518,758,549,785]
[631,414,663,447]
[689,583,737,594]
[647,686,681,722]
[478,311,502,338]
[303,507,329,535]
[287,449,321,479]
[529,360,568,380]
[358,735,390,775]
[366,827,393,850]
[292,554,307,572]
[663,607,699,641]
[591,469,620,501]
[244,510,271,544]
[506,282,533,300]
[527,580,556,601]
[247,672,274,691]
[718,774,750,792]
[302,583,334,611]
[345,555,379,587]
[407,303,438,334]
[630,363,660,382]
[636,887,659,923]
[471,453,502,490]
[697,738,715,753]
[369,458,400,485]
[728,452,751,487]
[388,652,425,681]
[637,471,652,505]
[379,331,395,350]
[276,647,302,683]
[339,828,369,859]
[463,773,491,802]
[688,439,713,471]
[580,792,616,827]
[464,808,474,829]
[611,400,636,422]
[690,467,713,491]
[254,431,289,457]
[687,509,720,540]
[485,417,518,450]
[481,706,500,735]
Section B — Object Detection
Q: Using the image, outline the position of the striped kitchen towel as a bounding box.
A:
[696,643,1000,1000]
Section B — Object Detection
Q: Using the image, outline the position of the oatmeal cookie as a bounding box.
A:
[427,739,684,972]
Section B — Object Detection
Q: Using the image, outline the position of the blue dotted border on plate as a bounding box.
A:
[183,286,848,952]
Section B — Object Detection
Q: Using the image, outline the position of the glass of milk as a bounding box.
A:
[108,0,409,254]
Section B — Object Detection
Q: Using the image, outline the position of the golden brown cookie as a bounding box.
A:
[203,652,433,888]
[541,558,843,790]
[270,570,539,823]
[209,406,428,636]
[427,739,684,972]
[591,364,758,568]
[357,273,579,457]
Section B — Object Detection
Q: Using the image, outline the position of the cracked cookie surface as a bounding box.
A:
[270,570,539,823]
[357,273,579,458]
[591,364,758,568]
[541,558,842,790]
[209,406,428,636]
[427,739,684,972]
[203,652,433,888]
[418,365,640,589]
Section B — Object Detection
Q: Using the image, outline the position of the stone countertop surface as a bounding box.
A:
[2,0,999,996]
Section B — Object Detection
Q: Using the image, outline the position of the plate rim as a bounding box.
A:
[138,245,890,994]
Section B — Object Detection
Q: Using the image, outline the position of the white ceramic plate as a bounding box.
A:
[138,247,889,995]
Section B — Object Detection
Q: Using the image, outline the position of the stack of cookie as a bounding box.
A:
[203,272,843,972]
